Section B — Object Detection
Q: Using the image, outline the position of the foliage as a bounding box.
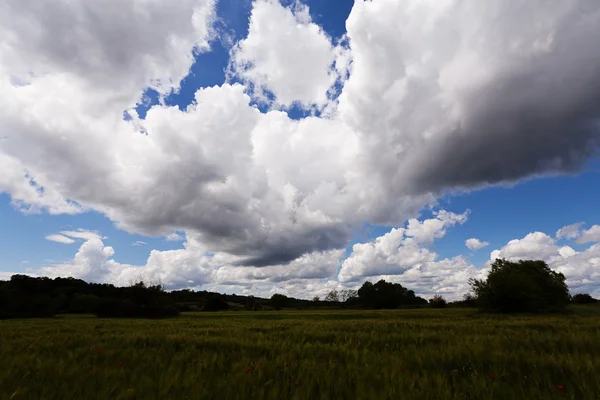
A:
[357,280,428,309]
[448,293,477,308]
[429,294,448,308]
[572,293,598,304]
[324,290,340,303]
[1,308,599,399]
[0,275,179,319]
[470,259,571,313]
[270,294,289,310]
[203,296,229,312]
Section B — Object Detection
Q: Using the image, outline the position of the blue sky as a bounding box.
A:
[1,0,600,298]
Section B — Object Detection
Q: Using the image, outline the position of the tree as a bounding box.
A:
[357,280,427,309]
[340,289,358,303]
[572,293,598,304]
[429,294,447,308]
[469,259,570,313]
[270,293,288,310]
[312,296,320,302]
[325,290,340,303]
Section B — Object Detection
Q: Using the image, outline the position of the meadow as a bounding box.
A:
[1,307,600,400]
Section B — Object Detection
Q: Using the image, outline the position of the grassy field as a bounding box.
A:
[1,307,600,400]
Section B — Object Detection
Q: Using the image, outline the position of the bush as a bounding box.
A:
[470,259,570,313]
[429,295,447,308]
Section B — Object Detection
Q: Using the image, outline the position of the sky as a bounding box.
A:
[1,0,600,300]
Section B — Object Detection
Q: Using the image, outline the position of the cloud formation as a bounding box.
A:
[45,234,75,244]
[1,0,600,288]
[31,210,600,300]
[556,222,585,240]
[465,238,489,251]
[229,0,338,108]
[578,225,600,244]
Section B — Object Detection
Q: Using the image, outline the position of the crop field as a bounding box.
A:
[2,307,600,400]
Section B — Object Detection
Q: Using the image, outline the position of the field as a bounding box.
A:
[2,307,600,400]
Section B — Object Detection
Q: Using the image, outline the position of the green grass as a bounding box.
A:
[2,307,600,399]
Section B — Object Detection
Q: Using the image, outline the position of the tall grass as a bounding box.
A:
[1,307,599,399]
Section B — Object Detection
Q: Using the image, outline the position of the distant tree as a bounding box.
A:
[449,293,477,308]
[469,259,570,313]
[312,296,320,302]
[572,293,598,304]
[340,289,358,302]
[357,280,427,309]
[325,290,340,303]
[429,294,447,308]
[270,294,289,310]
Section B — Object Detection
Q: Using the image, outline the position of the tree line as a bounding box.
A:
[0,259,597,319]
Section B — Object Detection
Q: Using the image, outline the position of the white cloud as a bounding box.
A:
[338,210,472,294]
[61,229,105,241]
[132,241,148,246]
[229,0,337,108]
[34,214,600,300]
[165,232,184,241]
[489,232,558,261]
[465,238,489,251]
[577,225,600,244]
[41,238,115,282]
[39,234,343,293]
[556,222,585,240]
[45,234,75,244]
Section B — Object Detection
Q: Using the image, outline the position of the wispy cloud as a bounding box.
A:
[45,234,75,244]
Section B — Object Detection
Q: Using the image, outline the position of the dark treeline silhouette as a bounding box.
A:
[1,259,597,318]
[0,275,179,319]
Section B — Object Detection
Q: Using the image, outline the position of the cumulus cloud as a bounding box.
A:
[45,234,75,244]
[2,0,600,289]
[229,0,337,108]
[577,225,600,244]
[337,0,600,195]
[338,210,470,285]
[556,222,585,239]
[39,233,344,295]
[465,238,489,251]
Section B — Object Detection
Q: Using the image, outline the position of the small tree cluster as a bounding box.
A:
[429,295,447,308]
[357,280,428,309]
[571,293,598,304]
[469,259,570,313]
